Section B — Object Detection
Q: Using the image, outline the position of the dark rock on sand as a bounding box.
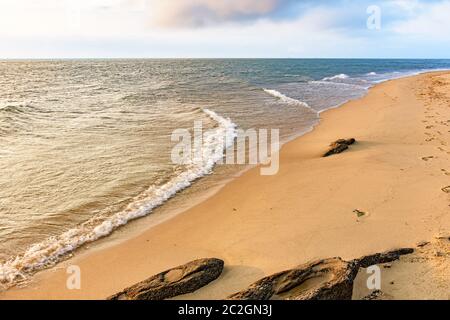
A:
[108,258,224,300]
[417,241,430,248]
[353,209,367,218]
[228,258,358,300]
[334,138,356,146]
[360,289,394,301]
[228,248,414,301]
[362,290,384,300]
[353,248,414,268]
[323,138,356,157]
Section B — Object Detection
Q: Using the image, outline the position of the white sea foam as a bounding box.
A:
[263,88,313,111]
[322,73,349,81]
[309,80,366,89]
[0,109,237,289]
[367,72,377,76]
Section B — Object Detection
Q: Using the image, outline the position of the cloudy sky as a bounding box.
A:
[1,0,449,58]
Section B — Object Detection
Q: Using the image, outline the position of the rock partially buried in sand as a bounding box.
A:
[108,258,224,300]
[353,209,367,218]
[228,248,414,300]
[361,289,396,300]
[323,138,356,157]
[228,258,358,300]
[353,248,414,269]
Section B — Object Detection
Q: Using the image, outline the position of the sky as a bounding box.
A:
[0,0,449,58]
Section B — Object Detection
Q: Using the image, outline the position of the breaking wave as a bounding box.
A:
[322,73,349,81]
[263,88,313,111]
[0,109,238,289]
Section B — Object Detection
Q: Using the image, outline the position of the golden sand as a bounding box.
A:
[1,71,449,300]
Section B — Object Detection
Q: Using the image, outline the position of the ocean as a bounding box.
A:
[1,59,450,287]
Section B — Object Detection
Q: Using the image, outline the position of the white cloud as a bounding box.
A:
[146,0,282,27]
[384,0,423,13]
[0,0,147,37]
[0,0,287,36]
[0,0,449,58]
[389,0,450,38]
[121,7,367,57]
[0,3,368,58]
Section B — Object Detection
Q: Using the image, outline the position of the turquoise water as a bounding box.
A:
[0,59,449,286]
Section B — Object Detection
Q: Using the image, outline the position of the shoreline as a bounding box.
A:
[2,71,449,299]
[0,69,441,287]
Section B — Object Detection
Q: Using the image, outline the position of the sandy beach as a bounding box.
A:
[1,71,449,300]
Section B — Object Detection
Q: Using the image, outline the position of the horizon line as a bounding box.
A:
[2,57,450,60]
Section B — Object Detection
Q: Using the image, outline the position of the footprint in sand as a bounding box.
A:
[441,169,450,176]
[422,156,435,161]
